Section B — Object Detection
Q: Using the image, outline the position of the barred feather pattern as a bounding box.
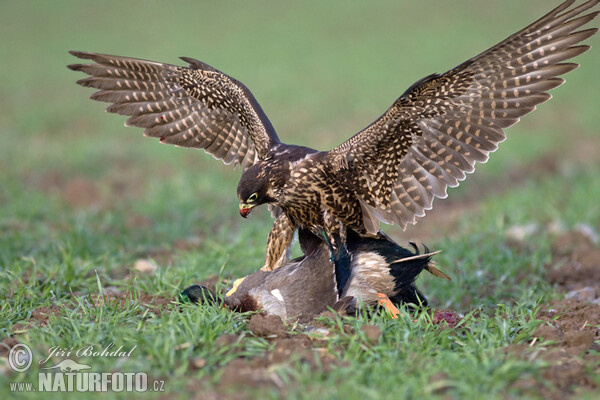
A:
[328,0,598,233]
[68,51,280,169]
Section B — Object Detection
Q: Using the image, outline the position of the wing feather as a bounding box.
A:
[327,0,598,232]
[69,51,280,168]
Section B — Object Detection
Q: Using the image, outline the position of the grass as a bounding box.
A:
[1,0,599,398]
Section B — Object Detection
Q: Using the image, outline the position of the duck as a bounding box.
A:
[181,229,447,322]
[337,229,447,316]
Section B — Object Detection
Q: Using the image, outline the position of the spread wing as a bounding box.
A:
[327,0,598,233]
[68,51,280,168]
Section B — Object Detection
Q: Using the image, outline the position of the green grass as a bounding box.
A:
[1,0,599,398]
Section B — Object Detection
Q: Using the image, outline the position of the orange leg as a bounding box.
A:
[377,293,400,319]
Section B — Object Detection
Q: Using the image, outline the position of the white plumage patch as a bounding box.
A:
[270,289,284,303]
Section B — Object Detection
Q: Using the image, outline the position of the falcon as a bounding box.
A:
[69,0,599,271]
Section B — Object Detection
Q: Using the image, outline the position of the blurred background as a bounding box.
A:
[1,0,598,289]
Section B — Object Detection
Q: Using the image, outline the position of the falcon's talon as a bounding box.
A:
[69,1,599,271]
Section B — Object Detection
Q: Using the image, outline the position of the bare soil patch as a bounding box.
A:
[0,337,21,359]
[508,230,600,398]
[547,228,600,299]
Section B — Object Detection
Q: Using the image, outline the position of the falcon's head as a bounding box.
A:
[236,162,278,218]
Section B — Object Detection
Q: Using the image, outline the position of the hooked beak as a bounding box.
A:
[239,204,254,218]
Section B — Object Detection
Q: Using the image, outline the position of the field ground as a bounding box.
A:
[1,1,599,399]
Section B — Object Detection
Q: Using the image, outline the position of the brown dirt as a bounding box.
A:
[432,310,463,329]
[546,228,600,299]
[217,333,344,396]
[23,172,99,209]
[9,304,66,333]
[0,337,20,358]
[506,298,600,399]
[360,324,382,342]
[205,310,346,394]
[507,230,600,399]
[534,300,599,355]
[247,314,289,338]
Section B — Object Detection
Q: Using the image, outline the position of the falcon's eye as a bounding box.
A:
[247,192,258,203]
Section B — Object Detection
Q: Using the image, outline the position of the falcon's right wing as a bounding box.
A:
[69,51,281,169]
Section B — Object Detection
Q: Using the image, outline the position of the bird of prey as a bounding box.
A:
[69,0,598,271]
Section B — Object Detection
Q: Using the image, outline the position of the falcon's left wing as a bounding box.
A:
[327,0,598,234]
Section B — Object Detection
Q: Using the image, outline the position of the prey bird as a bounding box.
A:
[69,0,599,271]
[181,229,437,322]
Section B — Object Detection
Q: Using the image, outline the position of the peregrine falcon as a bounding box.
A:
[69,0,599,270]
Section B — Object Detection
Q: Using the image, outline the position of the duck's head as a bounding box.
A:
[179,285,219,305]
